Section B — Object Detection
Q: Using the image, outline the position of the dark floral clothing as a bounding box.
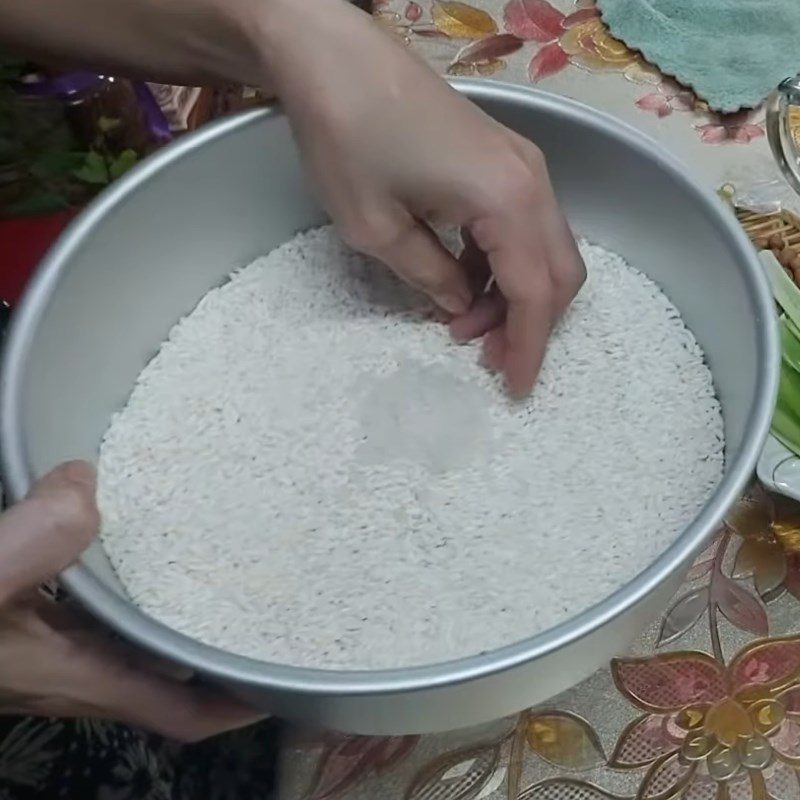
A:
[0,716,280,800]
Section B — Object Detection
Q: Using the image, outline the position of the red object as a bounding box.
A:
[0,210,76,305]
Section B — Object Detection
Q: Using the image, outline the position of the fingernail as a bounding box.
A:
[61,461,96,488]
[449,322,471,344]
[435,293,470,316]
[429,308,451,325]
[505,380,527,401]
[479,349,500,372]
[504,372,534,401]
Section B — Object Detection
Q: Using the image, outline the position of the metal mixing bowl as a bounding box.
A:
[0,79,779,734]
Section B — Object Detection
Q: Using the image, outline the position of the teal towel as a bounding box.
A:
[595,0,800,112]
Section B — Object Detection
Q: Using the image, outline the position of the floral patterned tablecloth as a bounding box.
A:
[277,3,800,799]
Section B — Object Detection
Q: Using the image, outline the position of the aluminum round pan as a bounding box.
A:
[0,79,779,734]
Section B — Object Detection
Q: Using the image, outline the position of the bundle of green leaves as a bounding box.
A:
[0,52,138,217]
[763,250,800,454]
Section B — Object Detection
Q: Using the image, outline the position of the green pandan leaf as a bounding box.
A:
[760,251,800,455]
[772,402,800,457]
[785,314,800,342]
[773,357,800,456]
[781,317,800,375]
[761,250,800,331]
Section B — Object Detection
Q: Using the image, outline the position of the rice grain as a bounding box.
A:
[98,227,724,670]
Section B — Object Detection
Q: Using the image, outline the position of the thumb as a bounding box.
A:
[0,461,99,606]
[376,220,473,315]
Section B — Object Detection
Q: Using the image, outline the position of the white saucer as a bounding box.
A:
[757,434,800,501]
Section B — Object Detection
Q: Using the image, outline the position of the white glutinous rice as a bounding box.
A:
[98,226,724,670]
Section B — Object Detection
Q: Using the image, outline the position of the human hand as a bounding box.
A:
[261,0,586,397]
[0,461,261,741]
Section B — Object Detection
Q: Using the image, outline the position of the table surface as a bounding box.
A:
[277,2,800,799]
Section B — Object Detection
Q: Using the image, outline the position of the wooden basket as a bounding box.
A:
[736,207,800,251]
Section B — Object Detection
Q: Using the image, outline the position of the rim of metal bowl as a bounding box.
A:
[0,79,780,697]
